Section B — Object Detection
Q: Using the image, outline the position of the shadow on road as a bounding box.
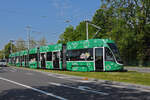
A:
[0,82,150,100]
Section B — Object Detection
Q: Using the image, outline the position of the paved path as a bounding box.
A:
[125,67,150,73]
[0,66,150,100]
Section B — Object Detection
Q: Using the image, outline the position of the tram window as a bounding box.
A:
[19,57,21,62]
[20,56,22,62]
[22,56,25,62]
[29,54,37,62]
[67,48,93,61]
[23,56,25,61]
[95,48,103,57]
[21,56,23,62]
[107,43,123,63]
[105,47,115,61]
[15,57,17,63]
[11,58,13,63]
[16,57,18,63]
[40,53,46,61]
[25,56,27,61]
[47,52,52,61]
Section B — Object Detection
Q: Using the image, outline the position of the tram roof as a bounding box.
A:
[67,39,114,50]
[9,52,16,57]
[14,52,20,56]
[40,44,62,53]
[20,50,28,56]
[29,48,37,54]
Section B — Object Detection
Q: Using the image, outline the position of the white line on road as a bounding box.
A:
[47,74,93,83]
[2,68,13,72]
[57,77,92,83]
[1,68,16,72]
[9,69,17,72]
[100,83,150,92]
[49,82,109,95]
[10,68,17,72]
[2,69,8,72]
[0,77,67,100]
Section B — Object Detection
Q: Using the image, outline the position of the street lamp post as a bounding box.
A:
[10,40,15,54]
[10,41,12,54]
[85,20,101,39]
[26,25,31,67]
[86,21,88,40]
[3,49,5,60]
[26,26,31,50]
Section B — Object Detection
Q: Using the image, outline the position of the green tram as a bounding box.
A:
[39,44,62,69]
[15,52,21,67]
[20,50,28,67]
[9,53,16,66]
[29,47,38,69]
[9,39,123,72]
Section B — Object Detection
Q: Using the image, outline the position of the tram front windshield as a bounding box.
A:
[107,43,123,64]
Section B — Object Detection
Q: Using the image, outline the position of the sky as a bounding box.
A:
[0,0,101,50]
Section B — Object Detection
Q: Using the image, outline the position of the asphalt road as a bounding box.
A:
[0,66,150,100]
[125,67,150,73]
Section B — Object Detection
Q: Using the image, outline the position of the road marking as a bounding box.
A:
[13,68,150,93]
[49,82,109,95]
[100,83,150,92]
[31,70,93,83]
[0,77,67,100]
[47,73,93,83]
[2,69,8,71]
[57,76,92,83]
[10,68,17,72]
[1,68,17,72]
[110,85,125,88]
[9,69,17,72]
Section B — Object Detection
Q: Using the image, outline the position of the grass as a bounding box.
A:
[13,66,150,86]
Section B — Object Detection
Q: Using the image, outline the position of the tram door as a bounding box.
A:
[95,48,104,71]
[20,56,22,67]
[24,56,26,67]
[40,53,46,69]
[25,55,29,67]
[53,52,60,69]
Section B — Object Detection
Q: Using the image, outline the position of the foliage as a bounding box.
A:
[38,37,47,46]
[29,37,37,48]
[3,42,16,59]
[58,25,75,44]
[57,0,150,66]
[3,37,48,59]
[16,38,27,51]
[0,50,4,59]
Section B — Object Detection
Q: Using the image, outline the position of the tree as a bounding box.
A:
[57,25,75,44]
[4,42,16,59]
[38,37,47,46]
[99,0,150,66]
[57,0,150,66]
[57,22,96,44]
[29,37,37,48]
[0,50,4,59]
[16,38,27,51]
